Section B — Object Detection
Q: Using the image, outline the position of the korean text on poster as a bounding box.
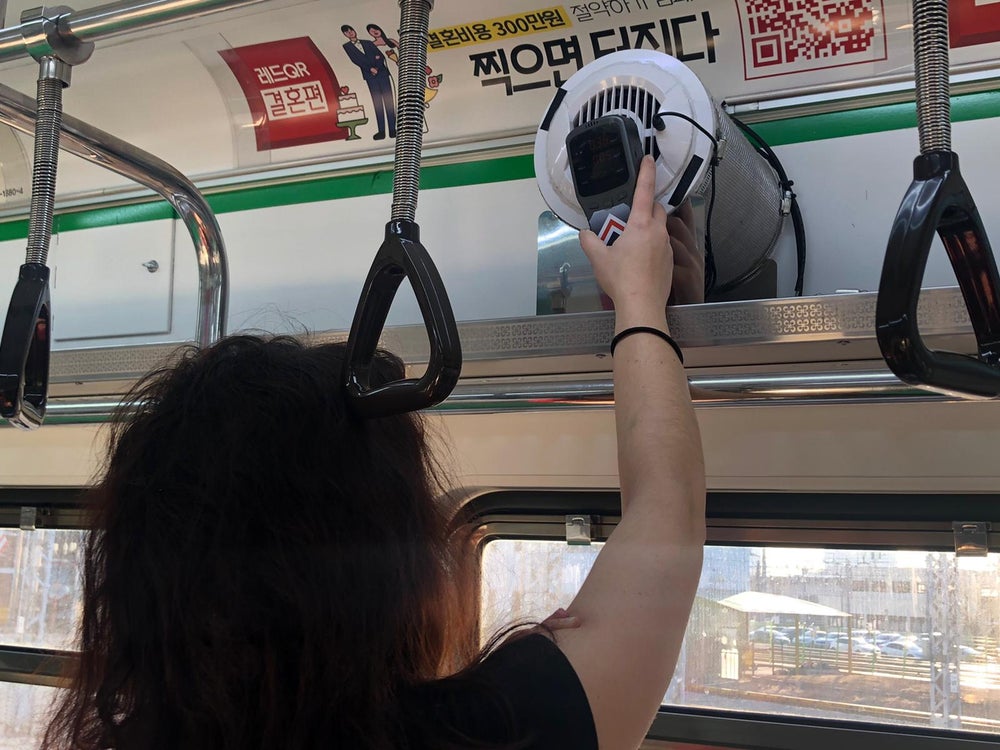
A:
[429,8,570,50]
[220,37,347,151]
[468,11,721,96]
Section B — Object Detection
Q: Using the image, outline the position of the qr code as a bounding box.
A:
[739,0,887,78]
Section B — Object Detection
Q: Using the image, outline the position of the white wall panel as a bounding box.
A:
[208,178,544,337]
[438,399,1000,495]
[50,221,174,342]
[0,222,174,349]
[3,398,999,493]
[775,116,1000,297]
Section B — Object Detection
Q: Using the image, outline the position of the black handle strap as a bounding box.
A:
[0,263,52,428]
[876,151,1000,398]
[343,220,462,418]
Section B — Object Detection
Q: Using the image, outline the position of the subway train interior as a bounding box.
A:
[0,0,999,747]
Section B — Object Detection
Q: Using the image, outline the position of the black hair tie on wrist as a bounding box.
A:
[610,326,684,363]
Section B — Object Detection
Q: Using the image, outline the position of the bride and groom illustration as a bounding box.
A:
[340,23,443,140]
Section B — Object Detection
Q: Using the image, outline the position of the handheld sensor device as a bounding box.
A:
[535,50,789,294]
[566,114,645,246]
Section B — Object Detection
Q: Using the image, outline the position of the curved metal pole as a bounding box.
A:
[0,0,264,64]
[0,80,228,347]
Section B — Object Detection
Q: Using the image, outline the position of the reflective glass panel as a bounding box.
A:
[0,529,87,650]
[481,541,1000,733]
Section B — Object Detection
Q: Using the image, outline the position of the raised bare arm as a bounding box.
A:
[553,156,706,750]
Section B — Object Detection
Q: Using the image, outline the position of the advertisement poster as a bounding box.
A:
[219,37,349,150]
[200,0,994,166]
[950,0,1000,49]
[3,0,1000,200]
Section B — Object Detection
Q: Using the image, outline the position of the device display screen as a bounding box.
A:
[570,128,629,198]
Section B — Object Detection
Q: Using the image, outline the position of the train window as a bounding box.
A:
[0,683,59,749]
[0,526,85,750]
[0,528,87,651]
[481,539,1000,735]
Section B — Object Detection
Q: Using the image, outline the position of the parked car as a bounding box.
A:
[912,636,984,661]
[821,632,846,648]
[751,628,792,645]
[959,645,985,661]
[799,630,823,646]
[829,635,880,655]
[880,640,926,659]
[874,632,905,647]
[808,631,832,647]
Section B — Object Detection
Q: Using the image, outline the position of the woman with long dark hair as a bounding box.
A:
[41,156,704,750]
[366,23,398,61]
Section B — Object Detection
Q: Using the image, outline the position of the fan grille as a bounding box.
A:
[572,85,662,159]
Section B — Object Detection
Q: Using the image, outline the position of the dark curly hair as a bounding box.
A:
[41,336,484,750]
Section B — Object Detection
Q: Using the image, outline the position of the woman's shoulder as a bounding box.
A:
[406,634,598,750]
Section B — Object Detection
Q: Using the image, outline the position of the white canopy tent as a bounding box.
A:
[718,591,849,619]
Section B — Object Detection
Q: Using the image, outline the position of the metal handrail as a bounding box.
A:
[30,368,949,424]
[0,0,265,64]
[0,80,228,347]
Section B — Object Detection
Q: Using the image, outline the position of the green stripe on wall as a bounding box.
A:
[205,153,535,215]
[1,87,999,240]
[0,199,177,242]
[750,89,1000,146]
[0,154,536,242]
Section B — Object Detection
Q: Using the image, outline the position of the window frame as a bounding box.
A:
[647,708,1000,750]
[0,489,88,689]
[0,488,89,531]
[467,490,1000,749]
[3,489,1000,746]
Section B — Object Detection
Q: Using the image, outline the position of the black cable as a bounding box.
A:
[653,111,718,297]
[728,114,807,297]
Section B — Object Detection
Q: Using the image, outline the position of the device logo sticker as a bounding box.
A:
[598,214,627,245]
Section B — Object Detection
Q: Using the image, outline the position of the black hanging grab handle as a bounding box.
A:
[0,51,79,428]
[876,151,1000,398]
[343,220,462,418]
[342,0,461,417]
[0,264,51,428]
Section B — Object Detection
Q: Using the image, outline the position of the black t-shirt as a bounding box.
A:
[411,633,599,749]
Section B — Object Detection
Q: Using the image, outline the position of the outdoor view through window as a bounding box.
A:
[0,528,86,750]
[481,540,1000,733]
[3,530,1000,746]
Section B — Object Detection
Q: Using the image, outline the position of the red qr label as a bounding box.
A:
[738,0,888,79]
[950,0,1000,49]
[220,37,349,151]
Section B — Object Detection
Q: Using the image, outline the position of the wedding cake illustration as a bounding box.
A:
[336,86,368,140]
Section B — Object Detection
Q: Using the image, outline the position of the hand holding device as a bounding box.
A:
[566,115,646,246]
[579,155,673,310]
